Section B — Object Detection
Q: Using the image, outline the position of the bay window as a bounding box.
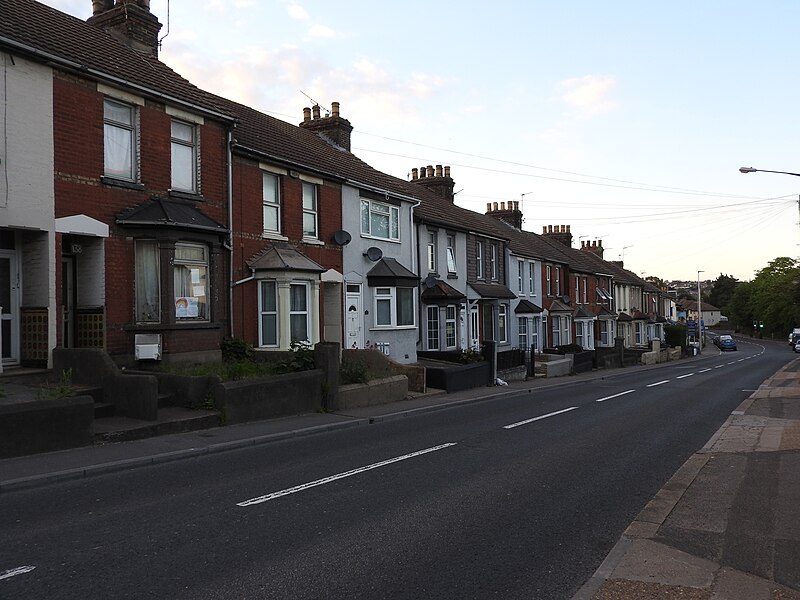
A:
[445,305,457,348]
[134,240,159,322]
[375,287,415,328]
[174,243,208,321]
[259,281,278,346]
[427,306,439,350]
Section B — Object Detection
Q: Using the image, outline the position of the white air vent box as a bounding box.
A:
[135,333,162,361]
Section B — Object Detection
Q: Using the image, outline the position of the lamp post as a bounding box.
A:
[697,270,704,352]
[740,167,800,241]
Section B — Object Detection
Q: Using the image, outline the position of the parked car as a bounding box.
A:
[795,341,800,354]
[714,334,737,351]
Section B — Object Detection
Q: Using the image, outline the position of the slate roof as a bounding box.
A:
[514,299,542,314]
[116,197,226,233]
[248,243,325,273]
[421,279,467,303]
[366,258,419,287]
[469,282,517,300]
[0,0,234,120]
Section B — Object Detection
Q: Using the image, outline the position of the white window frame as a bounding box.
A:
[374,287,415,329]
[498,303,507,343]
[528,262,535,296]
[518,316,528,350]
[103,98,137,181]
[446,234,457,274]
[517,261,524,294]
[360,199,400,241]
[302,182,318,239]
[555,267,561,296]
[575,275,580,303]
[561,316,571,344]
[476,241,485,279]
[174,242,209,322]
[170,118,197,192]
[427,230,437,273]
[134,239,160,323]
[490,244,498,280]
[289,281,311,343]
[635,321,645,345]
[546,265,552,296]
[576,320,585,348]
[262,172,281,234]
[445,305,457,349]
[532,316,539,351]
[582,277,588,304]
[258,280,279,347]
[552,315,561,346]
[427,306,439,350]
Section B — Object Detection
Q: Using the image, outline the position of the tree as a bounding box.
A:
[747,257,800,336]
[708,274,739,314]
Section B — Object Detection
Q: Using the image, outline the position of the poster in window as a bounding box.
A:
[175,296,199,318]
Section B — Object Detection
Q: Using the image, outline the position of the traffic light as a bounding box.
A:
[759,321,764,329]
[753,321,758,328]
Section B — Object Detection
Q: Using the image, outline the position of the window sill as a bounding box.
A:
[446,273,458,279]
[169,189,205,202]
[101,176,145,191]
[369,325,417,331]
[124,321,221,332]
[262,232,289,241]
[360,234,401,244]
[302,237,325,246]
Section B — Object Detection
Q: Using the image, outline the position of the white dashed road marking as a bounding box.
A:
[237,443,457,506]
[504,406,579,429]
[676,373,694,379]
[647,380,669,387]
[0,566,36,581]
[596,390,635,403]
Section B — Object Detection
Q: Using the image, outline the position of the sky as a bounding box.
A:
[41,0,800,283]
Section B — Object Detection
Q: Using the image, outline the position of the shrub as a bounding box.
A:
[340,359,369,384]
[274,340,315,373]
[456,348,484,363]
[665,324,687,349]
[222,337,253,363]
[556,343,584,354]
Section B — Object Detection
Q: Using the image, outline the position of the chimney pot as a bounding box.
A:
[312,105,321,119]
[486,203,492,212]
[426,165,434,177]
[303,107,311,122]
[542,226,547,234]
[566,225,570,232]
[435,165,443,177]
[331,101,340,117]
[412,168,418,180]
[500,201,506,211]
[493,202,499,211]
[548,225,553,233]
[598,239,603,247]
[444,166,451,177]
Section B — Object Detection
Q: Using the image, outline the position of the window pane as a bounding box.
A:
[303,212,317,237]
[290,284,307,311]
[263,206,279,232]
[390,207,399,239]
[397,288,414,326]
[135,240,159,322]
[427,306,439,350]
[261,315,277,346]
[171,120,193,142]
[302,182,316,210]
[175,244,206,262]
[104,101,131,125]
[260,281,276,311]
[171,142,194,191]
[376,298,391,325]
[370,209,389,238]
[290,315,308,342]
[360,200,370,234]
[104,123,133,179]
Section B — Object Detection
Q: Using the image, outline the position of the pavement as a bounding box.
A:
[2,353,800,599]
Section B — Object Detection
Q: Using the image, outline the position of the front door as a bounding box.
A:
[345,284,364,349]
[469,305,480,350]
[0,251,20,366]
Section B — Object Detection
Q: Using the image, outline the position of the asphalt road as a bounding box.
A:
[0,337,794,600]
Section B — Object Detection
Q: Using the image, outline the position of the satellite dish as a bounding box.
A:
[562,295,571,304]
[424,275,437,289]
[363,247,383,261]
[332,230,352,246]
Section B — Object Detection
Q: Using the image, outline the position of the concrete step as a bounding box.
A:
[93,406,221,444]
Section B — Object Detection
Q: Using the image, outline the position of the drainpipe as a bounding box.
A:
[226,125,235,338]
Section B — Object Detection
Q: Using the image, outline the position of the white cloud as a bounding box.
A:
[287,4,310,21]
[308,24,337,38]
[558,75,617,116]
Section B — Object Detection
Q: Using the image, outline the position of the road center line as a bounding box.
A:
[699,368,712,373]
[647,380,669,387]
[504,406,579,429]
[237,443,457,507]
[727,361,737,365]
[714,365,725,369]
[676,373,694,379]
[0,566,36,581]
[596,389,635,403]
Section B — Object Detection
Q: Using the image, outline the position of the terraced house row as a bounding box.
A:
[0,0,676,371]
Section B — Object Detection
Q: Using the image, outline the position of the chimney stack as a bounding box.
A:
[410,164,456,202]
[485,199,524,229]
[580,239,604,259]
[299,102,354,151]
[87,0,162,57]
[542,224,574,248]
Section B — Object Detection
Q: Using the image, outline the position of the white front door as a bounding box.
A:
[469,305,479,350]
[0,251,20,366]
[345,284,364,349]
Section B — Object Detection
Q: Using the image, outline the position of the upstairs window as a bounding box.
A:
[555,267,561,296]
[302,182,318,238]
[446,234,457,274]
[360,199,399,241]
[427,231,437,273]
[517,261,524,293]
[546,265,552,296]
[262,173,281,234]
[490,244,498,280]
[528,262,535,295]
[104,99,137,181]
[170,119,197,192]
[476,241,485,279]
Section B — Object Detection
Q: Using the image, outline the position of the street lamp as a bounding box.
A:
[697,270,704,352]
[739,166,800,252]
